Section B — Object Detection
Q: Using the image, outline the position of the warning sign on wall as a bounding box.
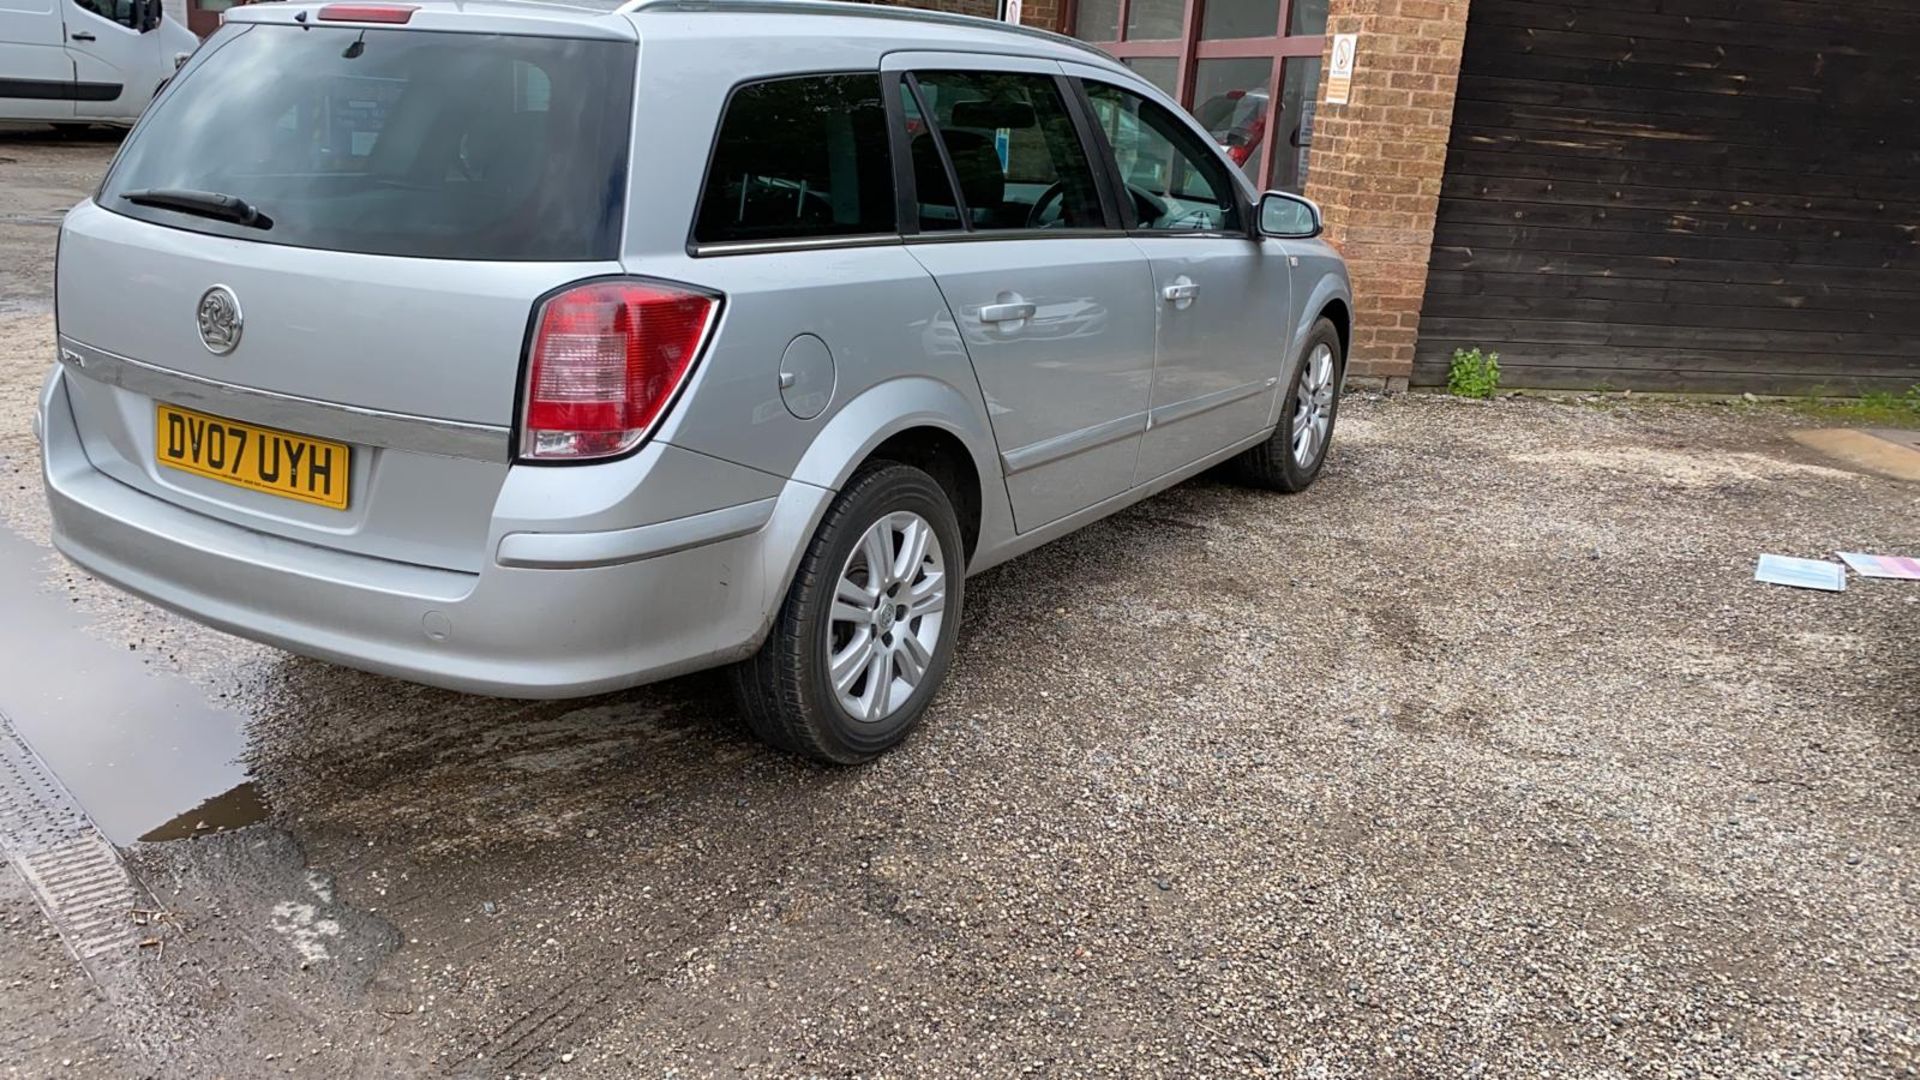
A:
[1326,33,1358,104]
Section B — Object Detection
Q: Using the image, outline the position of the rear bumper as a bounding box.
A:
[40,367,831,699]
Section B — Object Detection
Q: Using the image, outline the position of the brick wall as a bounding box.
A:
[1019,0,1066,31]
[1303,0,1469,388]
[869,0,999,18]
[865,0,1064,30]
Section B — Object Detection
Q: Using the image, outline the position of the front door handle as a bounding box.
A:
[980,301,1036,324]
[70,30,96,40]
[1161,278,1199,306]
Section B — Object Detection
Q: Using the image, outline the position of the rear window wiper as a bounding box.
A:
[120,188,274,230]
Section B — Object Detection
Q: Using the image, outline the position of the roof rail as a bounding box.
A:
[613,0,1117,62]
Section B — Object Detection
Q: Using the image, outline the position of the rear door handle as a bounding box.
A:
[70,31,96,40]
[980,301,1036,324]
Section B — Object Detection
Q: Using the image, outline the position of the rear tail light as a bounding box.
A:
[519,279,720,462]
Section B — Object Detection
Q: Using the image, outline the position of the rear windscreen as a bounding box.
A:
[99,24,634,261]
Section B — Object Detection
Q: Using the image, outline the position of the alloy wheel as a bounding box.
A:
[827,511,947,723]
[1291,342,1336,468]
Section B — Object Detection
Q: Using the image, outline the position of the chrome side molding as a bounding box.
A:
[58,337,512,463]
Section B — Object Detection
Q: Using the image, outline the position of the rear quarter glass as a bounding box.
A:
[98,24,635,261]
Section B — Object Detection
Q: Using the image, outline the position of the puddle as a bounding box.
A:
[1869,428,1920,454]
[1511,444,1857,486]
[0,527,267,845]
[137,781,268,843]
[1790,429,1920,484]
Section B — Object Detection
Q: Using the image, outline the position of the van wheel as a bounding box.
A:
[1231,317,1343,492]
[731,463,964,764]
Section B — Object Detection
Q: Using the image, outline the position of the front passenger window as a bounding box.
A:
[1085,82,1240,233]
[910,70,1105,232]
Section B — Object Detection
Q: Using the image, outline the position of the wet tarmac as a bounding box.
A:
[0,124,118,317]
[0,526,265,844]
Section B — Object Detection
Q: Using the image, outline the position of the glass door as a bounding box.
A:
[1071,0,1326,193]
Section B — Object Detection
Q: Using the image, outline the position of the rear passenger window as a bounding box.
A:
[910,71,1105,232]
[695,74,896,245]
[900,81,963,232]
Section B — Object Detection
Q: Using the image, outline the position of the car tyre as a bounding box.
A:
[1231,317,1344,492]
[731,462,964,764]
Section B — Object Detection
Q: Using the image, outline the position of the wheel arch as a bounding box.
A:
[1318,296,1352,363]
[785,375,1001,565]
[864,427,982,563]
[1266,284,1353,431]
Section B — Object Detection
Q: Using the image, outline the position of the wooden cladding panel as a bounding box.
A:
[1415,0,1920,393]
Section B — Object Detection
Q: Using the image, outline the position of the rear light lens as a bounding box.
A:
[519,280,720,462]
[317,4,418,21]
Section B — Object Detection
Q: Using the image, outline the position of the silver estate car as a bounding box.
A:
[40,0,1352,762]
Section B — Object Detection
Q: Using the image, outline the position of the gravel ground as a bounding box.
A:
[0,125,118,317]
[211,394,1920,1078]
[0,132,1917,1077]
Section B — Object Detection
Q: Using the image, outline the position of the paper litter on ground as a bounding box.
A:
[1754,554,1847,592]
[1836,552,1920,580]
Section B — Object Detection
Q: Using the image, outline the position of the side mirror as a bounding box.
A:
[138,0,163,31]
[1257,191,1322,239]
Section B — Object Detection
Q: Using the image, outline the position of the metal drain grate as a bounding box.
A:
[0,710,145,974]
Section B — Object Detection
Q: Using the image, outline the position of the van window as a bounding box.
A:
[694,74,896,245]
[910,71,1104,232]
[71,0,147,31]
[99,25,634,261]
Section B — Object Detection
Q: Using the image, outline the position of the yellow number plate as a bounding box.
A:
[155,404,351,511]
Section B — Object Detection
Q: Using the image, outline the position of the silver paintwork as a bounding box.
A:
[59,338,511,462]
[44,365,833,695]
[227,0,641,40]
[1131,225,1292,482]
[623,0,1115,62]
[42,0,1352,699]
[495,497,777,569]
[56,200,611,431]
[828,511,947,722]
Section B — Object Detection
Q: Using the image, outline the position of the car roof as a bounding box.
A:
[226,0,1122,66]
[225,0,643,40]
[625,0,1114,63]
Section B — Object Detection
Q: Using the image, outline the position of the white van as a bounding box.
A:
[0,0,197,126]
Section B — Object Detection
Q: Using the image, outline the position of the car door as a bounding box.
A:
[889,53,1156,535]
[64,0,157,119]
[0,0,76,120]
[1073,71,1294,485]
